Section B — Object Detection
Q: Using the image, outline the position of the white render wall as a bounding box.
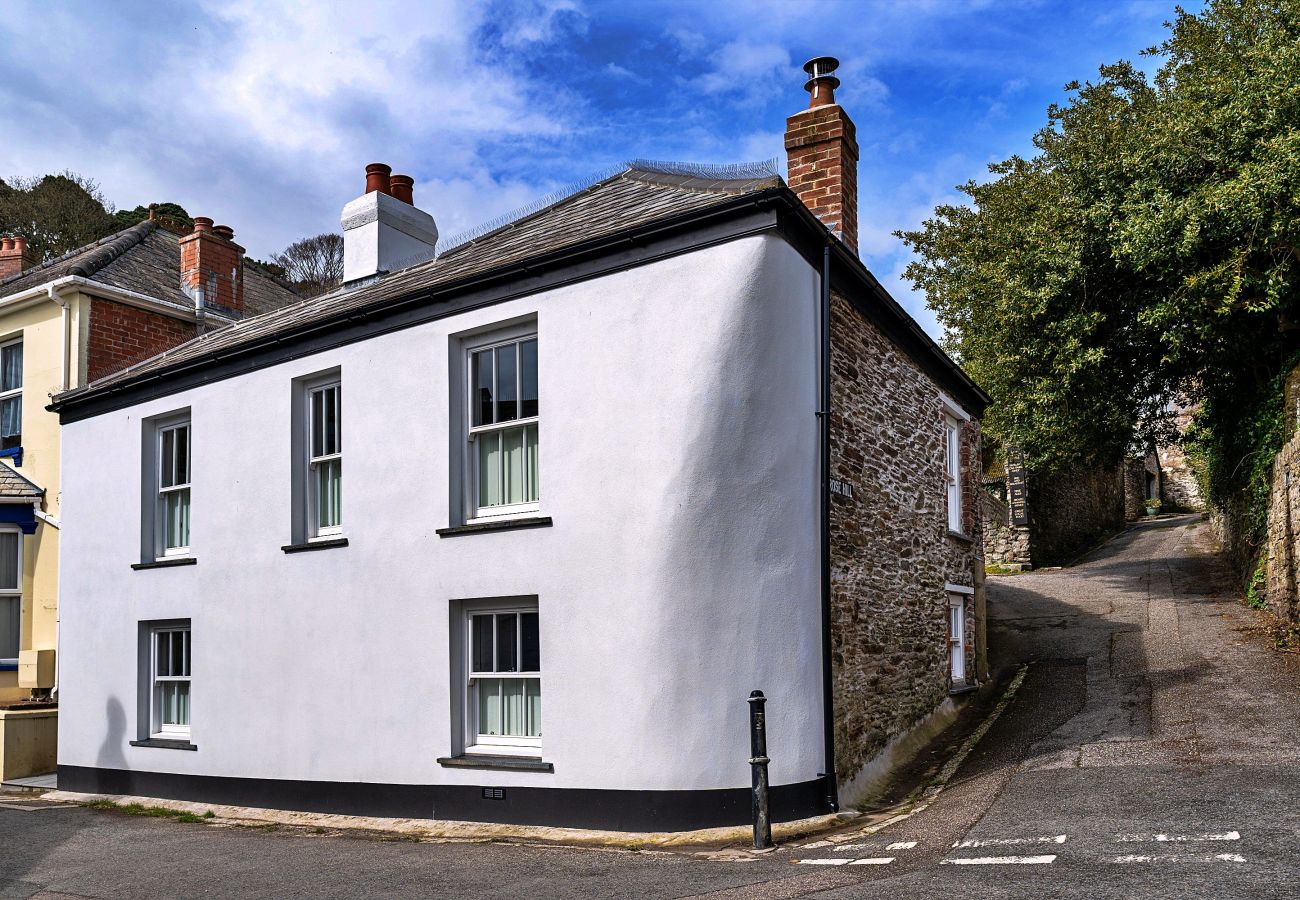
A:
[57,234,825,794]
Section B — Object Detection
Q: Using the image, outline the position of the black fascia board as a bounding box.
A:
[52,184,988,423]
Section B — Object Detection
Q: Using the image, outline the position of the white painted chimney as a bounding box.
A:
[341,163,438,283]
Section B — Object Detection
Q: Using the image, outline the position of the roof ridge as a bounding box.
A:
[0,219,158,291]
[67,219,158,279]
[432,158,780,259]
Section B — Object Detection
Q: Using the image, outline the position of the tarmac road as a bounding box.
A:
[3,515,1298,898]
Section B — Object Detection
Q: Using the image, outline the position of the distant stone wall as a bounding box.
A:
[981,488,1030,566]
[1158,403,1205,513]
[1026,465,1125,566]
[1123,457,1148,520]
[828,291,982,794]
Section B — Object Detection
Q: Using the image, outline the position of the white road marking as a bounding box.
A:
[1108,853,1246,864]
[1115,831,1240,843]
[885,841,918,850]
[795,859,852,866]
[953,835,1066,848]
[848,858,895,866]
[941,855,1057,866]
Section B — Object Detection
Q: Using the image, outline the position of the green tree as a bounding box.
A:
[0,172,118,260]
[899,0,1300,509]
[114,202,193,233]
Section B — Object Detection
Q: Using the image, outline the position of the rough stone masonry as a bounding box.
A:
[828,290,983,792]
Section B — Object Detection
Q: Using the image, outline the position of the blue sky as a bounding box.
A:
[0,0,1193,337]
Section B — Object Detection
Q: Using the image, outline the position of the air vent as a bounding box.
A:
[482,787,506,801]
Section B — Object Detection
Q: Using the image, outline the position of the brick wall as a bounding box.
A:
[86,299,195,384]
[828,291,981,786]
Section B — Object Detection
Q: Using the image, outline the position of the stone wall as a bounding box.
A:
[828,291,982,793]
[981,488,1030,566]
[1263,431,1300,627]
[1027,465,1126,566]
[1123,457,1149,520]
[1158,402,1205,512]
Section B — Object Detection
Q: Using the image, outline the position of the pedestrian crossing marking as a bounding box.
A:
[885,841,917,850]
[1108,852,1246,864]
[953,834,1066,848]
[1115,830,1239,843]
[941,854,1057,865]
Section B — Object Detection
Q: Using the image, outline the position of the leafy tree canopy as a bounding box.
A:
[0,171,117,260]
[114,202,193,233]
[899,0,1300,475]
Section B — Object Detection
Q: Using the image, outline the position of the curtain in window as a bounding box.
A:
[0,531,19,592]
[0,597,17,659]
[1,342,21,393]
[0,397,19,445]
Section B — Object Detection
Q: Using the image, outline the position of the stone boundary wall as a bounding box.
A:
[1026,465,1125,567]
[981,489,1030,566]
[1263,431,1300,626]
[828,291,982,797]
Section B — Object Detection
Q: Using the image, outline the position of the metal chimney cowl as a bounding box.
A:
[340,164,438,283]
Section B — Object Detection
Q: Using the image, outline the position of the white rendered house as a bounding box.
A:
[52,66,988,830]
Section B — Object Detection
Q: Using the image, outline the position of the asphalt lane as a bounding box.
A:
[3,516,1298,898]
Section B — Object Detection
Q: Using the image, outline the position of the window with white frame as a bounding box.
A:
[150,623,191,739]
[944,417,962,533]
[468,335,538,519]
[0,338,21,451]
[156,420,191,556]
[465,606,541,752]
[0,528,21,664]
[948,595,968,686]
[307,380,342,536]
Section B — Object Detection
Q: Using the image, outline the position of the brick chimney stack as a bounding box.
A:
[0,235,38,280]
[784,56,859,255]
[179,217,245,313]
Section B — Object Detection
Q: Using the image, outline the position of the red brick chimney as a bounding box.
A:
[0,235,38,280]
[179,217,245,313]
[784,56,859,255]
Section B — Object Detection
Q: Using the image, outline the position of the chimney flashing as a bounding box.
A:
[341,188,439,284]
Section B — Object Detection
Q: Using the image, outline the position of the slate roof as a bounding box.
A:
[0,220,298,316]
[50,160,989,415]
[58,163,783,393]
[0,462,44,501]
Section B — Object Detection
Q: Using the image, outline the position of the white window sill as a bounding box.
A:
[437,516,552,538]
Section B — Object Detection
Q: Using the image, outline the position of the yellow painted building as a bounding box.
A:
[0,223,297,779]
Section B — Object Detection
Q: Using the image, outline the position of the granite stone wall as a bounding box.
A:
[828,291,982,790]
[981,489,1031,566]
[1026,465,1126,566]
[1263,431,1300,627]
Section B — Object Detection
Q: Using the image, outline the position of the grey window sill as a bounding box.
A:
[436,517,553,538]
[949,682,978,696]
[282,537,349,553]
[436,754,553,772]
[946,529,974,544]
[130,738,197,751]
[131,557,197,571]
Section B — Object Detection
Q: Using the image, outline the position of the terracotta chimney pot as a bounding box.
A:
[213,225,235,241]
[365,163,393,195]
[0,238,11,252]
[192,217,214,233]
[389,174,415,205]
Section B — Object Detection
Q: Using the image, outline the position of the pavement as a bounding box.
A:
[3,515,1299,898]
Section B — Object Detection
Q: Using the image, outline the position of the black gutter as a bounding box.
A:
[818,240,839,812]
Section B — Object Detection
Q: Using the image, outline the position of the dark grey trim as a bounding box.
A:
[946,530,975,545]
[436,755,554,773]
[52,189,987,424]
[436,517,553,538]
[131,557,197,570]
[129,739,197,751]
[281,537,349,553]
[57,765,829,831]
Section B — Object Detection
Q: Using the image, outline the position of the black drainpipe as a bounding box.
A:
[818,241,839,812]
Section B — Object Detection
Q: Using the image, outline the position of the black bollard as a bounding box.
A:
[748,690,773,850]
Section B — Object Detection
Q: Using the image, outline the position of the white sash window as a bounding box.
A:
[468,336,539,520]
